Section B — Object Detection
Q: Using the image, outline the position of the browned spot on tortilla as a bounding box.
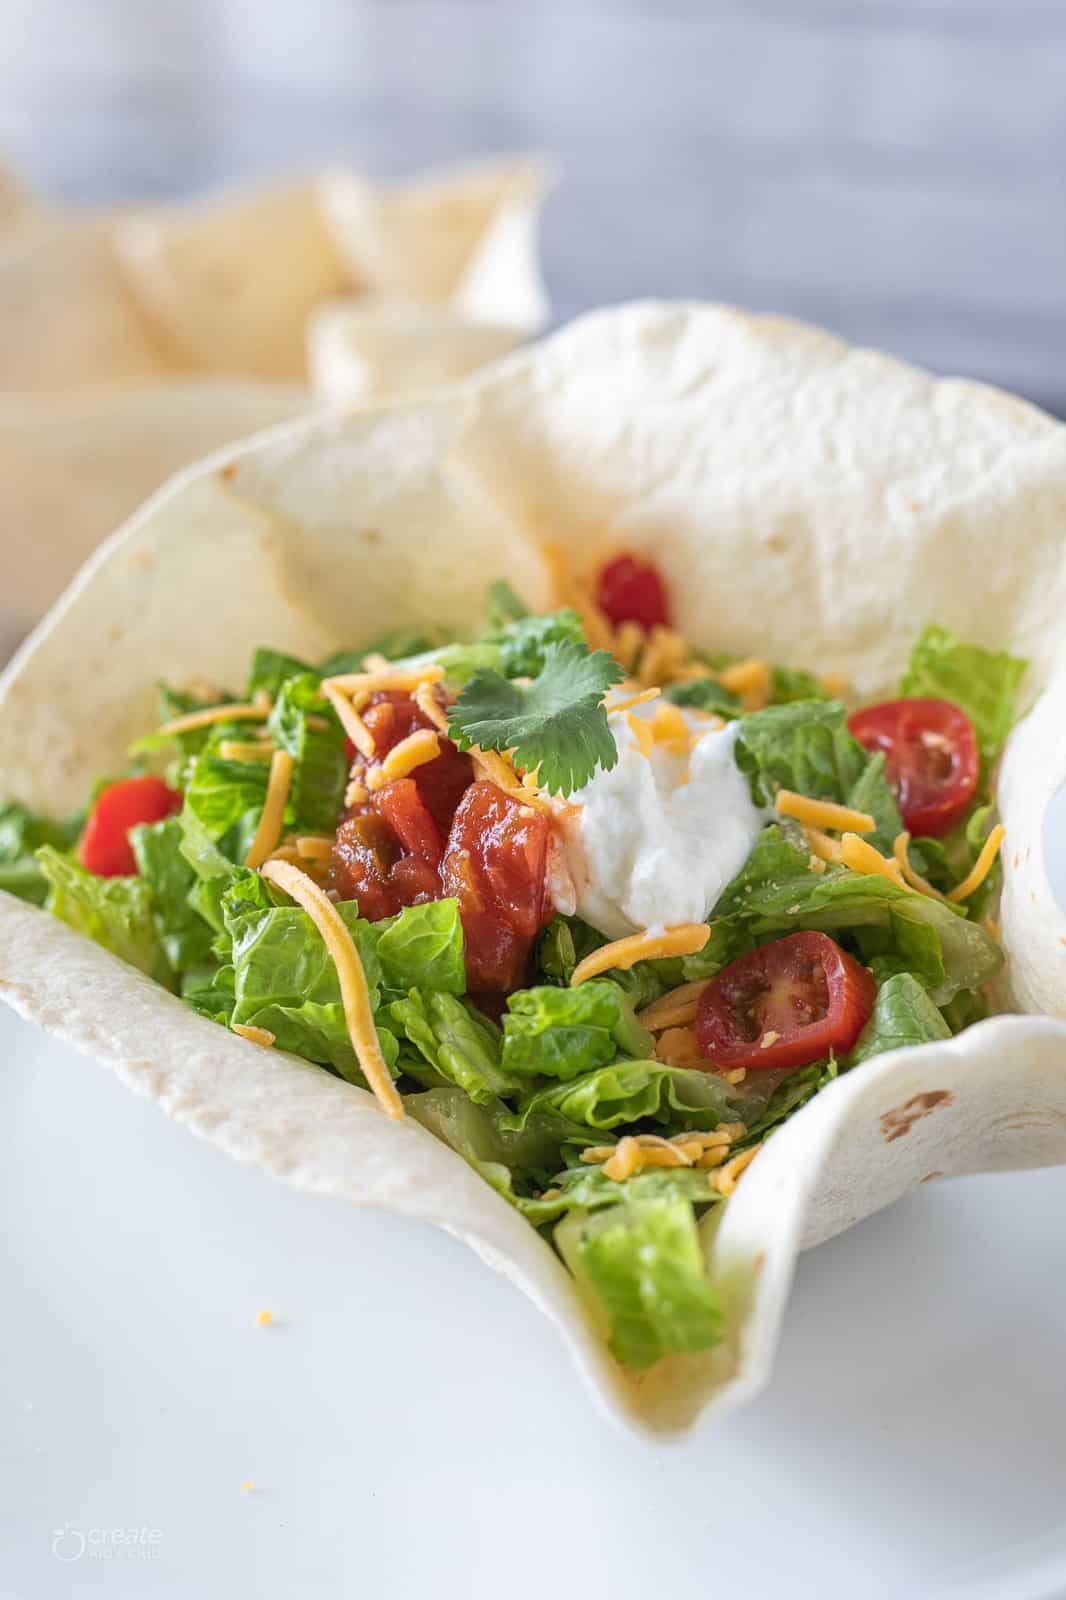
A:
[920,1171,944,1183]
[765,531,787,553]
[362,528,382,545]
[880,1091,954,1143]
[127,549,155,573]
[219,461,238,481]
[908,499,924,513]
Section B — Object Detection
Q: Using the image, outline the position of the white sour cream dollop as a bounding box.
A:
[551,706,765,939]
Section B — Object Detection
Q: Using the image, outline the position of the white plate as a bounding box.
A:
[3,1002,1066,1600]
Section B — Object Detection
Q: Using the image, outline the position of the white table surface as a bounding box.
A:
[3,1001,1066,1600]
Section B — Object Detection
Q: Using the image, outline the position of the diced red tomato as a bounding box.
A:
[78,775,182,877]
[329,810,405,920]
[375,778,444,867]
[440,781,553,993]
[696,930,876,1072]
[848,697,979,838]
[594,553,670,631]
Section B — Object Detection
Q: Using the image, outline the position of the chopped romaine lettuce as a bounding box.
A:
[35,845,172,986]
[900,625,1026,764]
[735,699,903,850]
[376,899,466,995]
[389,991,520,1103]
[0,801,83,906]
[129,816,216,973]
[246,647,315,699]
[502,1060,748,1134]
[501,981,654,1081]
[555,1195,721,1368]
[848,972,952,1064]
[268,673,347,835]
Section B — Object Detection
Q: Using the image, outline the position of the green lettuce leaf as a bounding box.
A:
[376,899,466,995]
[735,699,902,849]
[406,1086,590,1184]
[503,1060,748,1133]
[317,628,449,679]
[0,802,83,906]
[180,753,270,864]
[224,892,394,1083]
[389,990,521,1102]
[36,845,171,986]
[555,1195,721,1368]
[900,625,1026,764]
[268,673,347,835]
[129,816,215,974]
[848,972,952,1065]
[501,981,654,1081]
[483,579,529,630]
[246,647,315,699]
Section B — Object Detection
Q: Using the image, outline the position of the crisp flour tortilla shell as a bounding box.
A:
[0,381,306,629]
[3,302,1066,1438]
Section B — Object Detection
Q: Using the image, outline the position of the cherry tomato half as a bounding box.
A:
[78,775,182,877]
[696,930,876,1072]
[848,697,978,838]
[594,553,670,632]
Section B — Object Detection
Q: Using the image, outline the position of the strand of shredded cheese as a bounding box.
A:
[296,836,334,862]
[653,1025,705,1064]
[323,681,376,758]
[892,831,945,900]
[366,728,440,792]
[606,686,661,716]
[776,790,876,834]
[232,1024,276,1048]
[625,711,656,759]
[570,923,711,985]
[839,831,908,889]
[261,859,403,1119]
[711,1144,762,1196]
[651,701,689,754]
[718,657,771,711]
[243,750,294,870]
[414,681,450,732]
[218,739,277,762]
[947,823,1006,904]
[581,1125,747,1182]
[638,978,711,1030]
[806,827,844,864]
[157,701,271,735]
[325,664,445,697]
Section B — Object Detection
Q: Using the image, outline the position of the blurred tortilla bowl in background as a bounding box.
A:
[0,155,551,653]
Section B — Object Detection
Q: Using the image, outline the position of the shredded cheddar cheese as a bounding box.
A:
[892,831,945,899]
[414,681,450,732]
[948,823,1006,903]
[819,672,848,698]
[243,750,294,870]
[344,776,369,809]
[612,621,646,673]
[651,701,690,754]
[468,745,552,811]
[606,686,661,717]
[366,728,440,791]
[157,700,271,735]
[839,831,908,889]
[296,836,334,863]
[776,790,876,835]
[256,1309,273,1326]
[323,681,376,758]
[218,739,277,762]
[581,1125,747,1181]
[711,1144,762,1196]
[718,657,771,711]
[638,977,711,1031]
[653,1025,704,1064]
[806,827,844,864]
[570,923,711,985]
[261,860,404,1119]
[326,664,446,699]
[625,710,656,759]
[232,1024,276,1048]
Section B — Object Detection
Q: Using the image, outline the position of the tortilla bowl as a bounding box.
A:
[2,302,1065,1437]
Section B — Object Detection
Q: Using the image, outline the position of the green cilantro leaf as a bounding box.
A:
[447,639,623,797]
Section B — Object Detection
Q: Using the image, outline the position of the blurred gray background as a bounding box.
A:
[3,0,1066,411]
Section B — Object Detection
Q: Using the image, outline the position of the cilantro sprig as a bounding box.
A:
[447,639,623,796]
